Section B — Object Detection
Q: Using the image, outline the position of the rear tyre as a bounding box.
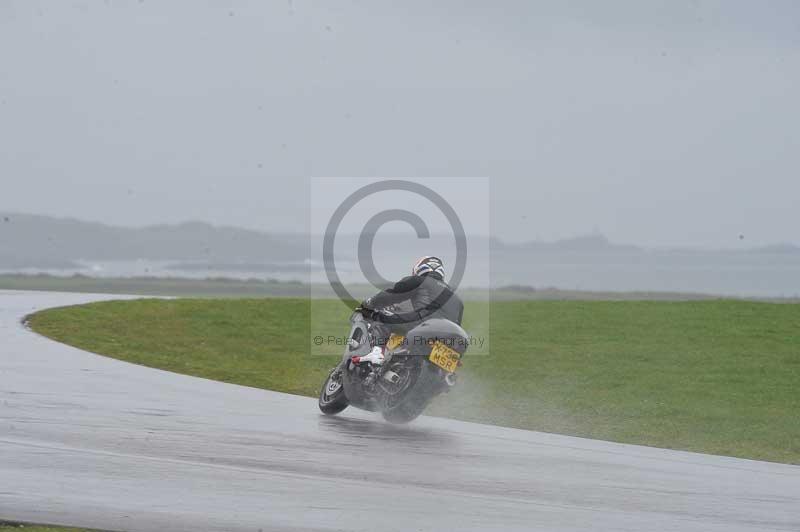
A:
[380,358,441,424]
[318,364,349,415]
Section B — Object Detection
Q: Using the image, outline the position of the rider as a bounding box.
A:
[355,256,464,366]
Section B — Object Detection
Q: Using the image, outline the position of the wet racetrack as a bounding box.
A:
[1,291,799,531]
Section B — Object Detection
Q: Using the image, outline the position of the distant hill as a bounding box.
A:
[751,243,800,255]
[493,233,641,253]
[0,212,308,268]
[1,212,797,273]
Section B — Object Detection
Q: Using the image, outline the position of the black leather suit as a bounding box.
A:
[363,272,464,332]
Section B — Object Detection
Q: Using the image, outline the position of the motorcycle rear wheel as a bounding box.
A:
[318,364,349,415]
[380,357,441,424]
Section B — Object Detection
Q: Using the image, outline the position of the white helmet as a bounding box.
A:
[412,256,445,279]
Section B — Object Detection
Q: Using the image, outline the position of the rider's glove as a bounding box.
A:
[372,308,396,323]
[357,306,375,320]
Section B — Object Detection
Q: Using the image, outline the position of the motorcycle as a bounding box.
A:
[318,308,468,423]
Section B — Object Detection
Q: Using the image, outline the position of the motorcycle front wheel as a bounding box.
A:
[318,363,349,415]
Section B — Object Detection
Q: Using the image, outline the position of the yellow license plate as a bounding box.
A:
[428,341,460,373]
[386,334,405,350]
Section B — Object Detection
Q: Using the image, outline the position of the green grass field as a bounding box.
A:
[0,523,96,532]
[28,298,800,464]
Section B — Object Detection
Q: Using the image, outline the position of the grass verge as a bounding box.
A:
[0,522,98,532]
[28,298,800,464]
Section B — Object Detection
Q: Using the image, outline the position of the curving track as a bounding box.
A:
[1,290,799,531]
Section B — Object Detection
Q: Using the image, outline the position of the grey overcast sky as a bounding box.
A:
[1,0,798,247]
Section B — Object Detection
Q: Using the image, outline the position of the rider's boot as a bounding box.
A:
[351,346,385,366]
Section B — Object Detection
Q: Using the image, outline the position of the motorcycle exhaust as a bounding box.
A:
[445,373,457,387]
[382,370,401,384]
